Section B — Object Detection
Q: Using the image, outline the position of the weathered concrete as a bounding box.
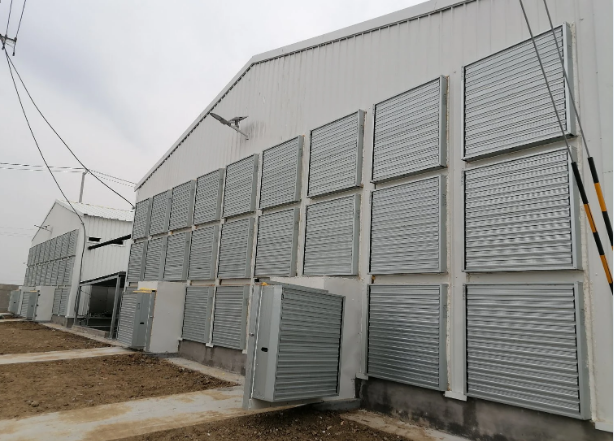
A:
[0,347,131,365]
[0,386,280,441]
[71,325,108,338]
[0,284,18,312]
[42,322,124,347]
[179,340,246,375]
[358,378,612,441]
[50,314,73,328]
[165,356,245,385]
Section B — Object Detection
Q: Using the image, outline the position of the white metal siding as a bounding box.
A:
[223,154,259,218]
[127,242,146,282]
[255,208,299,277]
[132,199,152,239]
[188,225,219,281]
[259,137,303,209]
[212,286,248,350]
[303,195,360,276]
[308,111,364,197]
[182,286,214,343]
[149,191,171,235]
[164,232,190,281]
[217,218,255,279]
[194,169,224,225]
[144,237,166,281]
[169,181,196,231]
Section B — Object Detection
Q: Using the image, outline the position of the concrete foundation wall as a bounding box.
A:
[179,340,246,376]
[0,284,18,312]
[50,314,74,328]
[358,378,611,441]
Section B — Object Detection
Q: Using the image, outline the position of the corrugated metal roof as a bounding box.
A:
[56,200,134,222]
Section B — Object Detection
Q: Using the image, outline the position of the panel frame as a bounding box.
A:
[254,207,300,277]
[259,136,304,209]
[181,286,215,344]
[163,231,192,281]
[194,168,225,226]
[211,285,250,350]
[217,217,255,279]
[149,190,173,236]
[169,180,197,231]
[132,198,153,240]
[223,154,260,219]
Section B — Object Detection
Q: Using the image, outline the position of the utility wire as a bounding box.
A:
[0,161,82,169]
[0,162,135,185]
[0,166,84,172]
[5,55,135,209]
[90,169,135,185]
[518,0,612,293]
[541,0,612,247]
[2,0,12,50]
[14,0,24,39]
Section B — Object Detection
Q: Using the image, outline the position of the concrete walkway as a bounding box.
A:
[0,386,275,441]
[0,347,131,365]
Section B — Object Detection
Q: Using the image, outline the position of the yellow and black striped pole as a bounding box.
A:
[588,157,613,248]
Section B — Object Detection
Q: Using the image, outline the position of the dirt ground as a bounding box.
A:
[0,353,234,419]
[0,321,110,355]
[120,407,411,441]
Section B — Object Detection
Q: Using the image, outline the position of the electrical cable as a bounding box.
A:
[0,161,83,169]
[2,0,12,50]
[4,55,135,209]
[518,0,612,293]
[13,0,24,40]
[541,0,612,247]
[90,172,134,187]
[90,169,135,185]
[0,166,84,172]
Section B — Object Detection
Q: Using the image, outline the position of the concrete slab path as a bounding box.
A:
[0,319,25,323]
[0,386,275,441]
[165,357,245,385]
[0,347,131,365]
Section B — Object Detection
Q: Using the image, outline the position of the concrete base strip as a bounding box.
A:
[0,319,25,323]
[0,386,278,441]
[41,323,126,347]
[0,347,131,365]
[165,357,245,385]
[342,410,470,441]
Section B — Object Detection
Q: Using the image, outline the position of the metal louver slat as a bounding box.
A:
[60,233,70,258]
[260,137,303,209]
[149,190,172,235]
[68,230,78,256]
[466,284,589,419]
[308,111,365,197]
[212,286,249,350]
[20,292,30,316]
[164,232,191,281]
[63,257,74,286]
[54,236,62,260]
[303,195,360,276]
[49,238,57,261]
[51,260,60,286]
[169,181,196,231]
[194,169,224,225]
[182,286,214,343]
[368,285,447,390]
[371,176,445,274]
[52,287,62,315]
[217,218,255,279]
[223,155,259,218]
[42,241,50,262]
[45,262,53,286]
[144,237,167,281]
[127,242,146,282]
[464,148,577,271]
[188,225,219,281]
[57,259,67,286]
[463,25,573,160]
[58,287,70,316]
[117,293,138,346]
[132,198,152,239]
[373,77,447,182]
[255,208,299,277]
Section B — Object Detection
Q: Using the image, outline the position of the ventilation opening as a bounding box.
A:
[88,237,101,242]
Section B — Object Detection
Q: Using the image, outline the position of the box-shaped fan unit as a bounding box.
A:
[252,284,344,402]
[116,289,155,349]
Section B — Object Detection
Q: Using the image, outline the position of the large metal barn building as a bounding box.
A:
[126,0,612,439]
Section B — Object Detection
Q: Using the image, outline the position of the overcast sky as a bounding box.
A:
[0,0,425,285]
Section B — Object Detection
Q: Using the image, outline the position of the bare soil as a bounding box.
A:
[0,353,234,419]
[120,407,411,441]
[0,321,110,355]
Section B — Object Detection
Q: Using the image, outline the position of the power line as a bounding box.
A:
[0,161,82,169]
[4,55,135,209]
[0,165,84,172]
[14,0,25,39]
[90,169,135,185]
[2,0,13,50]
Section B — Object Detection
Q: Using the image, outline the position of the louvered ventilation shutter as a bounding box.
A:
[368,285,446,390]
[466,284,589,419]
[143,237,166,281]
[464,25,572,160]
[51,260,60,286]
[212,286,248,350]
[63,257,74,286]
[465,149,576,271]
[169,181,196,231]
[223,155,259,218]
[54,236,62,260]
[182,286,214,343]
[308,111,364,197]
[188,225,219,281]
[117,292,138,346]
[127,242,146,282]
[373,77,447,182]
[303,195,360,276]
[58,287,70,316]
[57,259,67,286]
[259,137,303,209]
[163,232,190,281]
[45,262,53,285]
[20,292,30,316]
[49,237,57,261]
[217,218,254,279]
[371,176,445,274]
[60,233,70,258]
[255,208,299,277]
[132,199,152,239]
[42,241,50,262]
[52,287,62,315]
[149,191,171,235]
[68,230,78,256]
[194,169,224,225]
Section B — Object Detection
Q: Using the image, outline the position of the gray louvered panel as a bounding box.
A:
[27,248,33,266]
[169,181,196,231]
[53,237,61,260]
[182,286,214,343]
[464,26,572,160]
[223,155,259,218]
[127,242,146,282]
[368,285,446,390]
[255,208,299,277]
[373,77,447,182]
[273,287,343,401]
[260,137,303,209]
[58,287,70,316]
[23,267,30,286]
[68,230,78,256]
[60,233,70,258]
[212,286,248,350]
[303,195,360,276]
[465,149,576,271]
[164,232,190,281]
[132,198,152,239]
[371,176,445,274]
[51,260,60,286]
[117,294,138,346]
[217,218,255,279]
[9,290,21,314]
[466,284,588,419]
[45,262,53,286]
[52,287,62,315]
[33,245,39,264]
[308,111,364,197]
[149,190,172,235]
[194,169,224,225]
[57,259,67,286]
[42,240,50,262]
[63,257,75,286]
[143,237,166,281]
[20,292,30,316]
[188,225,219,281]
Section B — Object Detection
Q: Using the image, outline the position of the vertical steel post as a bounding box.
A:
[108,275,122,339]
